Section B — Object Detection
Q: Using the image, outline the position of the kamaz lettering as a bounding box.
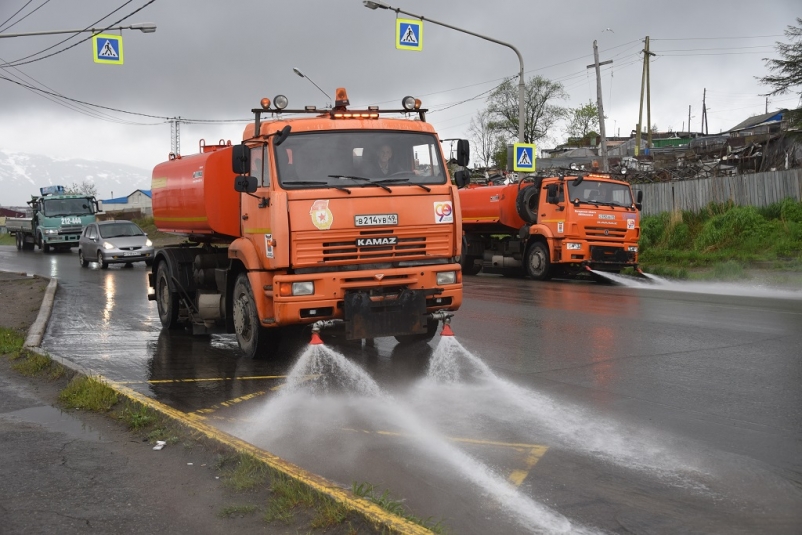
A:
[356,236,398,247]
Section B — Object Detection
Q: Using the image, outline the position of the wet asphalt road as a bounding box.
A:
[1,245,801,534]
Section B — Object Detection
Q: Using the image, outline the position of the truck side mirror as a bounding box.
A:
[456,139,470,167]
[232,144,251,175]
[546,183,559,204]
[234,175,257,194]
[453,169,470,188]
[637,190,643,203]
[635,189,643,211]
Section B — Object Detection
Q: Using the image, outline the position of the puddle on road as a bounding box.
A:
[0,404,105,442]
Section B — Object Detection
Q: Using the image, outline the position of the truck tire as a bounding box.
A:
[15,233,22,251]
[460,253,482,276]
[516,184,540,224]
[525,241,552,281]
[394,318,439,345]
[233,273,279,359]
[156,262,181,329]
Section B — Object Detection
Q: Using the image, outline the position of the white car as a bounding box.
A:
[78,220,154,269]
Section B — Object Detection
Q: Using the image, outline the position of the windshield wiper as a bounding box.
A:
[328,175,392,192]
[373,178,431,192]
[288,180,351,194]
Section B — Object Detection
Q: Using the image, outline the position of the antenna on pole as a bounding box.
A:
[170,117,182,156]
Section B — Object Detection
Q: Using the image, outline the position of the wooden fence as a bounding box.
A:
[631,169,802,216]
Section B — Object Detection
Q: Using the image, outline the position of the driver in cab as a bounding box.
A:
[370,143,402,176]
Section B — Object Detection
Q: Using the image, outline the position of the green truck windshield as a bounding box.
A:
[41,198,94,217]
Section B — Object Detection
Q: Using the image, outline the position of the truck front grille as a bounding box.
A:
[585,226,627,239]
[59,225,83,235]
[294,226,452,267]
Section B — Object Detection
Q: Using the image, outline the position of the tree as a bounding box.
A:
[65,180,98,197]
[486,75,568,144]
[565,102,601,139]
[759,18,802,97]
[468,109,505,168]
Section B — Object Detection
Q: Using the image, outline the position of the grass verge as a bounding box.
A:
[353,482,445,534]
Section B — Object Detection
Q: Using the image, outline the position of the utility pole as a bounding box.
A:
[688,105,691,138]
[701,88,708,135]
[587,40,612,172]
[635,36,655,156]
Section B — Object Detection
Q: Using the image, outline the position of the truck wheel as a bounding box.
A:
[233,273,279,359]
[525,242,552,281]
[42,240,51,253]
[515,185,540,224]
[394,318,439,345]
[155,262,181,329]
[15,233,22,251]
[96,250,108,269]
[78,249,89,267]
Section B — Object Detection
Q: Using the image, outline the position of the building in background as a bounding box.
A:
[100,190,152,217]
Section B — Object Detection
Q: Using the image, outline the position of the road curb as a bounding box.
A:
[21,274,430,534]
[24,277,57,349]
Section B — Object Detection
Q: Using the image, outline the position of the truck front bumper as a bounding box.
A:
[263,263,462,338]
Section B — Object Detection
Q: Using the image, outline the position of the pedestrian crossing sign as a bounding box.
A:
[396,18,422,51]
[513,143,536,172]
[92,34,123,65]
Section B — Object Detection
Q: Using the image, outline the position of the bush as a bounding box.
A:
[694,206,770,251]
[780,198,802,224]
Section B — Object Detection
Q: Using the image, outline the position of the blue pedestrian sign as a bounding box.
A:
[92,34,124,65]
[396,18,422,51]
[513,143,536,172]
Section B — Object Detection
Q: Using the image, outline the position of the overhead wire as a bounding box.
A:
[1,0,156,68]
[0,0,34,32]
[0,0,53,34]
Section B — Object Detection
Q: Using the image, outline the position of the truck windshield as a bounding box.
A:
[41,198,94,216]
[567,179,633,207]
[275,131,447,189]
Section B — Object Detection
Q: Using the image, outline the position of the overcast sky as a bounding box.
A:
[1,0,800,185]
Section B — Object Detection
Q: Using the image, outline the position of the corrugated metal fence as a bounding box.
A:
[631,169,802,216]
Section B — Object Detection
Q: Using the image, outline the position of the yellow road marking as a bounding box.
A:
[343,428,548,487]
[116,375,290,385]
[94,375,432,535]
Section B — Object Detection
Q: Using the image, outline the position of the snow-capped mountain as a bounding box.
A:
[0,150,151,207]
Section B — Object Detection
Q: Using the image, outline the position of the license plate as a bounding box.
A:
[123,252,139,256]
[355,213,398,227]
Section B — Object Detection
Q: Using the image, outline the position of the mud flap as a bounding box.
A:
[344,289,428,340]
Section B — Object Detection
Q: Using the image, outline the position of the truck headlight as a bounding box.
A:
[566,242,582,250]
[292,282,314,296]
[102,241,115,250]
[436,271,457,285]
[628,246,638,252]
[43,228,59,235]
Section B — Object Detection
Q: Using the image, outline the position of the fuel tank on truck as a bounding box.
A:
[459,183,530,232]
[151,145,241,238]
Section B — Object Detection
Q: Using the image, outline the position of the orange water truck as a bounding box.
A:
[148,89,467,358]
[455,172,643,280]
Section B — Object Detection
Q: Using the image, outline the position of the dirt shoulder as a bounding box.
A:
[0,271,378,535]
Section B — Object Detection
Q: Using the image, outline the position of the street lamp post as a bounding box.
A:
[0,23,157,38]
[292,67,331,105]
[363,0,526,143]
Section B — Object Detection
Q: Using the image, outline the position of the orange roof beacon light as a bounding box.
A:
[334,87,350,109]
[260,97,271,110]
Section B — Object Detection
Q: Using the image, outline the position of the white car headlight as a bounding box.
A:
[628,246,638,252]
[145,239,153,247]
[291,282,314,296]
[566,242,582,250]
[436,271,457,285]
[102,241,115,250]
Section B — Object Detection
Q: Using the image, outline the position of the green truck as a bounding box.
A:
[7,185,100,252]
